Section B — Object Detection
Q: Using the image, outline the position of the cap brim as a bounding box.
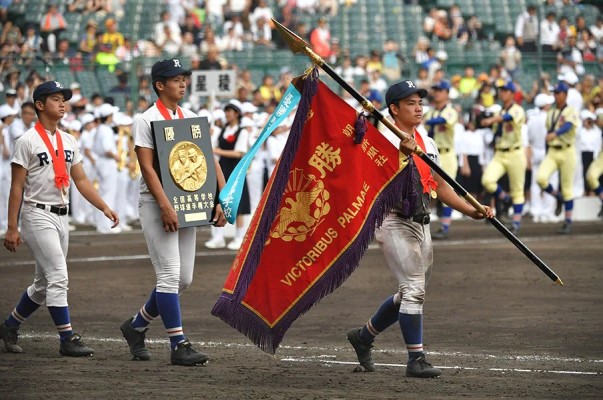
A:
[156,68,192,79]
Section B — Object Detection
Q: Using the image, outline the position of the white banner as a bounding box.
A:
[190,70,237,97]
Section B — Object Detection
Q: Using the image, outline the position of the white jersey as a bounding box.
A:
[133,103,197,193]
[93,123,117,160]
[378,118,440,166]
[526,109,548,152]
[11,127,82,206]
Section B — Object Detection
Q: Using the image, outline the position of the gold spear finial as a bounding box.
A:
[271,18,309,54]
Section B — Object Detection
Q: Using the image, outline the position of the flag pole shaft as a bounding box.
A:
[272,18,563,286]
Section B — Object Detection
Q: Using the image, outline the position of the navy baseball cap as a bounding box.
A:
[151,59,192,81]
[553,82,569,93]
[367,89,383,104]
[497,80,516,92]
[385,80,428,106]
[33,81,73,102]
[431,80,451,91]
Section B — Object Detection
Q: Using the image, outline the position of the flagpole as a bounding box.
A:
[272,18,563,286]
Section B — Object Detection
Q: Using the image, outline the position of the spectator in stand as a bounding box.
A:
[296,0,319,15]
[558,34,585,76]
[52,38,76,67]
[258,74,281,103]
[416,67,431,90]
[23,24,43,54]
[4,88,20,116]
[459,65,478,98]
[109,73,131,94]
[423,7,438,39]
[205,0,227,29]
[79,20,99,61]
[309,16,331,58]
[200,27,220,55]
[515,3,538,52]
[251,16,274,48]
[276,67,293,95]
[557,16,572,49]
[541,11,560,54]
[464,15,485,44]
[499,36,522,81]
[412,36,430,65]
[115,37,140,63]
[573,16,589,38]
[199,46,223,70]
[220,26,244,51]
[222,13,245,45]
[250,0,273,26]
[591,16,603,42]
[1,21,22,49]
[382,39,402,82]
[155,11,182,49]
[3,68,21,92]
[155,21,182,56]
[366,49,383,74]
[180,13,203,46]
[237,69,257,93]
[433,9,452,41]
[102,18,124,54]
[95,43,119,73]
[448,3,465,40]
[577,30,597,62]
[40,3,67,53]
[449,74,461,100]
[368,69,387,95]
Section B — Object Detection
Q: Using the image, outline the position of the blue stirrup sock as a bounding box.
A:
[360,295,399,343]
[132,288,159,331]
[399,313,424,361]
[47,306,73,341]
[512,204,523,228]
[440,207,453,232]
[4,291,41,328]
[156,292,186,349]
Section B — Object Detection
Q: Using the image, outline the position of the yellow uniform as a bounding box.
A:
[482,103,527,203]
[423,104,458,178]
[536,105,579,201]
[585,142,603,193]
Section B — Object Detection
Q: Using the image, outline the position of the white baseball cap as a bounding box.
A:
[95,103,118,118]
[580,109,596,121]
[241,102,258,114]
[0,104,18,120]
[113,112,133,126]
[79,113,95,126]
[557,71,579,85]
[69,119,82,132]
[534,93,554,108]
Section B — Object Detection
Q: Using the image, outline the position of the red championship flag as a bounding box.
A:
[211,70,413,353]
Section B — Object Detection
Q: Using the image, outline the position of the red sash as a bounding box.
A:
[34,121,69,193]
[156,98,184,120]
[413,129,438,194]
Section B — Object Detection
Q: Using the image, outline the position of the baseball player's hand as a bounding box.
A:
[460,163,471,177]
[545,132,556,143]
[161,205,179,232]
[399,134,417,156]
[212,204,227,227]
[103,208,120,229]
[3,227,22,253]
[468,205,494,220]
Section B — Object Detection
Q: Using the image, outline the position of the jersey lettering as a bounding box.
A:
[37,152,50,166]
[64,149,73,163]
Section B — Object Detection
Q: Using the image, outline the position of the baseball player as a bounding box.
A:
[480,81,527,234]
[119,59,227,366]
[0,81,119,356]
[585,110,603,218]
[346,80,494,378]
[93,103,121,233]
[536,82,580,234]
[0,105,19,234]
[526,94,557,222]
[423,80,459,239]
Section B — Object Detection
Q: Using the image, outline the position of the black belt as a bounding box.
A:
[397,213,431,225]
[496,146,521,152]
[549,144,572,150]
[439,148,452,154]
[36,203,69,216]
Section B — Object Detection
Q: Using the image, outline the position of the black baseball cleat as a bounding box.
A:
[0,323,23,353]
[406,355,442,378]
[59,333,94,357]
[598,204,603,219]
[556,222,572,235]
[431,229,449,240]
[171,340,209,366]
[555,195,563,216]
[346,328,375,372]
[120,317,151,361]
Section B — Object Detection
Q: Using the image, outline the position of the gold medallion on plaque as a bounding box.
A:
[168,141,208,192]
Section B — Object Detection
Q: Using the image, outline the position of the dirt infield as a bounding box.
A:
[1,219,602,399]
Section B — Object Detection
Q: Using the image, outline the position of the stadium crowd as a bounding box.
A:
[0,0,602,241]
